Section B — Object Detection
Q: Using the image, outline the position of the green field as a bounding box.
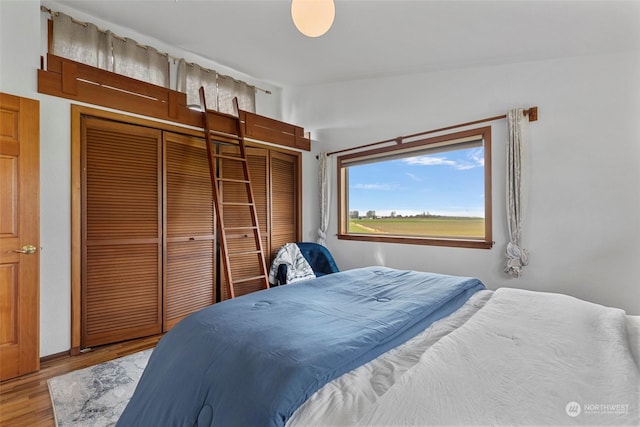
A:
[349,217,484,238]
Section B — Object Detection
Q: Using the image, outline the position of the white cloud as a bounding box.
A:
[403,151,483,170]
[350,183,394,191]
[468,147,484,167]
[404,156,457,167]
[405,172,422,182]
[454,163,476,170]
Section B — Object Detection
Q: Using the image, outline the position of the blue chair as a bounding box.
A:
[275,242,339,285]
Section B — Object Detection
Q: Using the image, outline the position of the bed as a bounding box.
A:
[117,266,639,426]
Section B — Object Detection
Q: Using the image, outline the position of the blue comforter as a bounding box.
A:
[117,266,485,427]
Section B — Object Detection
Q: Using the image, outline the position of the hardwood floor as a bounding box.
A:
[0,335,161,427]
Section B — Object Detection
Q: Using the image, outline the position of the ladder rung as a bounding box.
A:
[225,233,257,239]
[203,121,243,141]
[210,153,246,162]
[224,226,258,231]
[232,275,268,284]
[206,132,242,142]
[228,250,262,256]
[217,177,250,184]
[221,201,254,206]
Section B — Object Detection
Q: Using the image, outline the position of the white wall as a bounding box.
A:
[0,0,284,357]
[1,0,68,359]
[284,50,640,315]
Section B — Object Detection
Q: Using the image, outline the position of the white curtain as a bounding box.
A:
[51,10,257,111]
[218,74,256,114]
[317,152,331,246]
[505,109,530,277]
[176,61,256,114]
[52,12,111,70]
[111,36,169,87]
[53,12,169,88]
[176,59,218,110]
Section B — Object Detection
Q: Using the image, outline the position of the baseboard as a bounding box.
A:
[40,349,71,364]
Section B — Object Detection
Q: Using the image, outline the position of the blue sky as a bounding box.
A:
[348,146,485,218]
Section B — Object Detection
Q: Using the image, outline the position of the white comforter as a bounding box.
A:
[289,288,640,426]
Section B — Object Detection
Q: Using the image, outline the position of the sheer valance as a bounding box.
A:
[111,35,169,88]
[175,60,256,113]
[50,10,255,112]
[52,12,111,70]
[176,60,219,110]
[53,12,169,88]
[218,74,256,114]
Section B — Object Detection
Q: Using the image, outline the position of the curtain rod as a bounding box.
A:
[40,5,272,95]
[322,106,538,158]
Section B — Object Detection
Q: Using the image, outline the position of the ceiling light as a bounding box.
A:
[291,0,335,38]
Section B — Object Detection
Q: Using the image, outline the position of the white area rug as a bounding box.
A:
[47,349,152,427]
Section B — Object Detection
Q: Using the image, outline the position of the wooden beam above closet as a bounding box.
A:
[37,54,311,151]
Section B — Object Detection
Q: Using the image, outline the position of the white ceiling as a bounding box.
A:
[49,0,640,88]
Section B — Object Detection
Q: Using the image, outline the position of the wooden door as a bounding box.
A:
[163,133,215,330]
[0,93,40,380]
[81,118,162,348]
[270,151,300,262]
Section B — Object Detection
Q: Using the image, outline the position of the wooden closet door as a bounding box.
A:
[249,148,270,277]
[164,133,215,330]
[219,146,269,300]
[81,118,162,348]
[270,151,300,263]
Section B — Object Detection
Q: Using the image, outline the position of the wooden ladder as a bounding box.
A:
[199,87,269,299]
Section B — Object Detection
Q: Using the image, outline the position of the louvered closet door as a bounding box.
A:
[164,133,215,330]
[81,118,162,348]
[270,151,299,263]
[219,146,269,300]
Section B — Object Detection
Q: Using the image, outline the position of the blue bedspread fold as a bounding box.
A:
[117,266,485,427]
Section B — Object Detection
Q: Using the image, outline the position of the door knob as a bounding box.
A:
[13,245,37,254]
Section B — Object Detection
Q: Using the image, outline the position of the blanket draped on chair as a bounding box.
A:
[268,242,315,285]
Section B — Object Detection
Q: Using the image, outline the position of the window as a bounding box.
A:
[338,126,492,249]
